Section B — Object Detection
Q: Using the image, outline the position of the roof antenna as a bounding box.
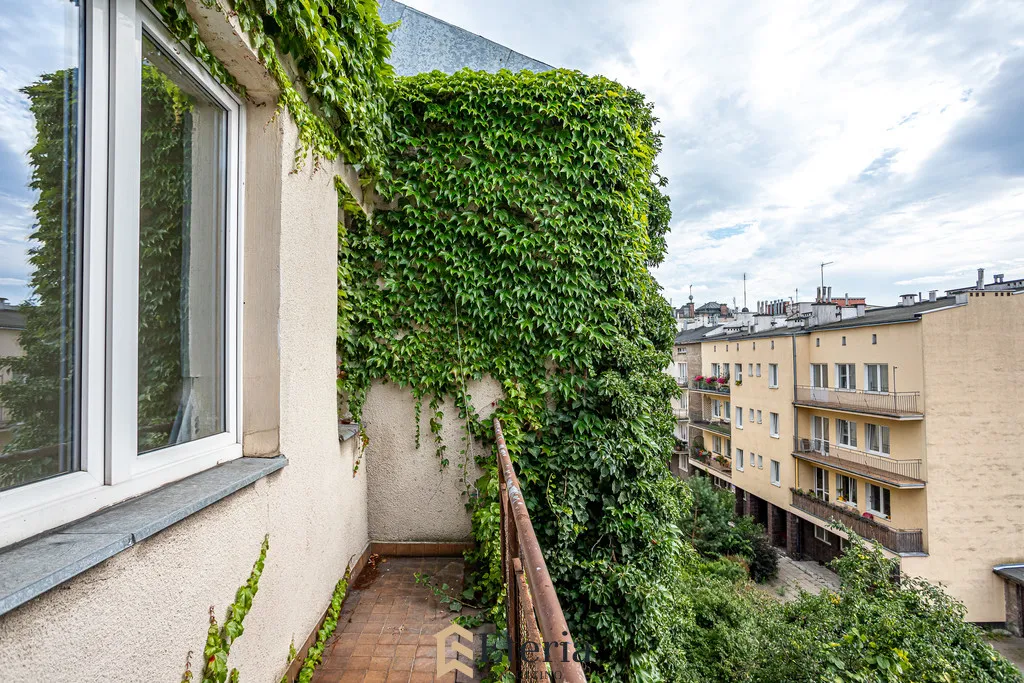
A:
[820,261,834,300]
[743,272,747,309]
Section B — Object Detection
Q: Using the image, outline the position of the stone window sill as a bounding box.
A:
[0,455,287,617]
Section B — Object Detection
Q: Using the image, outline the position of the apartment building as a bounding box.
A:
[687,274,1024,628]
[668,327,712,476]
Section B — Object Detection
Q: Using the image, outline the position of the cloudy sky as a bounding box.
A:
[402,0,1024,309]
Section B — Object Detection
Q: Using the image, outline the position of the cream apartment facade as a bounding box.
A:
[685,277,1024,627]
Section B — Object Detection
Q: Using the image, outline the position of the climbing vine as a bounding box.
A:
[338,69,685,680]
[294,571,350,682]
[152,0,394,171]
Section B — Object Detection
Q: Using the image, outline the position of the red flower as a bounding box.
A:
[694,374,704,382]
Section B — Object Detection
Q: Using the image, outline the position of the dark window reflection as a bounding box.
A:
[0,1,82,490]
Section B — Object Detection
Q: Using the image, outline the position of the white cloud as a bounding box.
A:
[401,0,1024,305]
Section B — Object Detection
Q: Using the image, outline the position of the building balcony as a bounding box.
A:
[690,449,732,477]
[794,386,923,420]
[672,408,689,420]
[690,378,730,396]
[692,419,731,436]
[675,377,689,388]
[792,437,924,488]
[791,488,923,554]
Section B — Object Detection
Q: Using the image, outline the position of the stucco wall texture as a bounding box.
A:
[0,113,368,682]
[363,378,501,542]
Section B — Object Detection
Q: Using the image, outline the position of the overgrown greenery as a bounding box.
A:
[294,570,350,683]
[154,0,394,172]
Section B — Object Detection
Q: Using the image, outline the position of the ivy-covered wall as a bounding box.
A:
[339,68,684,679]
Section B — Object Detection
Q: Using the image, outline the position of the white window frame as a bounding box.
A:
[836,419,857,448]
[712,435,723,454]
[679,361,687,379]
[769,412,780,438]
[734,363,741,379]
[769,459,781,486]
[712,399,721,418]
[836,473,857,505]
[768,363,779,388]
[735,406,743,428]
[0,0,245,548]
[756,409,762,424]
[711,362,720,377]
[865,423,890,456]
[864,363,889,393]
[835,363,856,391]
[866,483,891,518]
[813,525,830,544]
[810,363,828,388]
[813,466,829,501]
[757,454,763,469]
[755,363,761,377]
[736,448,744,471]
[748,408,754,423]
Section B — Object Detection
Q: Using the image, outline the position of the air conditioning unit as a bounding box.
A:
[799,438,811,452]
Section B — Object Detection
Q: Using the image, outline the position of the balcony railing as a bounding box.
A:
[495,419,587,683]
[791,488,923,554]
[675,377,689,388]
[794,385,922,418]
[690,379,730,396]
[672,408,689,419]
[692,419,730,436]
[690,449,732,476]
[792,437,923,485]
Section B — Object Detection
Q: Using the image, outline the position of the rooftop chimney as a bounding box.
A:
[928,290,937,302]
[977,268,985,289]
[994,273,1005,284]
[844,292,849,306]
[899,293,917,307]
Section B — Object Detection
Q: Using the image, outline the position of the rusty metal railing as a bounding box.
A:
[494,418,587,683]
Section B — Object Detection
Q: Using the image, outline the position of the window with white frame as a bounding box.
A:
[711,362,720,377]
[768,363,779,388]
[865,363,889,393]
[836,419,857,448]
[736,448,744,471]
[813,466,829,501]
[757,454,763,469]
[810,363,828,388]
[755,363,761,377]
[813,525,830,544]
[756,409,762,424]
[712,399,721,418]
[735,406,743,428]
[867,483,891,518]
[0,0,243,546]
[712,435,723,454]
[679,361,687,379]
[865,423,890,455]
[770,459,780,486]
[836,473,857,505]
[734,363,741,379]
[769,412,780,438]
[724,400,731,419]
[747,363,753,376]
[835,363,856,390]
[748,408,754,422]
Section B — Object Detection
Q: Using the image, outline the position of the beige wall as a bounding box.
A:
[905,292,1024,622]
[707,334,797,510]
[363,378,501,543]
[0,10,372,680]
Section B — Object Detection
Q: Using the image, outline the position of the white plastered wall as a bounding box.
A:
[0,5,370,680]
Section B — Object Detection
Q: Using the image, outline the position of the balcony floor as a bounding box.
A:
[313,556,480,683]
[792,450,924,488]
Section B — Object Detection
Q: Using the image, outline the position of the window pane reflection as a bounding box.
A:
[137,34,226,454]
[0,1,82,490]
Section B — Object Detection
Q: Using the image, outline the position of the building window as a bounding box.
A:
[769,412,780,438]
[747,363,753,376]
[770,340,775,350]
[768,363,779,388]
[734,363,742,379]
[835,363,856,390]
[756,410,762,424]
[867,483,891,518]
[814,525,830,544]
[0,1,244,544]
[757,454,763,469]
[711,362,720,377]
[842,335,847,346]
[872,333,877,345]
[714,345,717,352]
[679,362,688,379]
[735,406,743,428]
[753,342,756,350]
[749,408,754,422]
[836,419,857,448]
[736,448,744,471]
[865,363,889,393]
[813,467,829,501]
[755,363,761,377]
[724,400,731,419]
[712,435,723,454]
[712,399,721,418]
[770,459,781,486]
[816,337,820,347]
[865,423,891,455]
[810,363,828,388]
[836,474,858,505]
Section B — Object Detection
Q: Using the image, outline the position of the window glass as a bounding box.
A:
[768,363,779,387]
[769,412,780,437]
[0,0,83,490]
[770,459,780,485]
[137,34,226,454]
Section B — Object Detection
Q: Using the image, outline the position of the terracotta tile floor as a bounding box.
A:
[312,556,479,683]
